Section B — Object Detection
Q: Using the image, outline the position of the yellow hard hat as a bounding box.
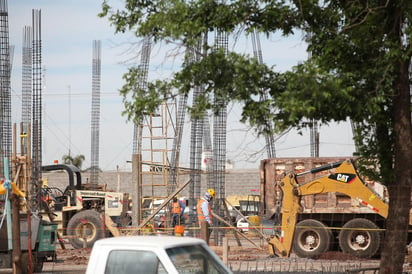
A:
[207,188,216,198]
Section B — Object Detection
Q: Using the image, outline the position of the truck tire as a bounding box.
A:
[67,210,103,249]
[292,219,332,258]
[339,218,381,258]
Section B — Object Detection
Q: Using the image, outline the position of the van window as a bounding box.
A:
[104,250,167,274]
[166,244,230,274]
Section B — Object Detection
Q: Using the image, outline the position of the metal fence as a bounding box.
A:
[229,260,381,274]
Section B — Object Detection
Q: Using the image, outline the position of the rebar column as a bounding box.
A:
[202,114,213,186]
[200,32,214,189]
[131,35,151,226]
[251,30,276,158]
[31,9,42,213]
[189,85,203,220]
[310,120,319,157]
[0,0,11,178]
[212,29,228,245]
[21,26,32,155]
[167,93,187,194]
[90,40,101,186]
[132,35,151,154]
[188,36,207,228]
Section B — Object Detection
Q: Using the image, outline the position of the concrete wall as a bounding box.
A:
[42,169,260,198]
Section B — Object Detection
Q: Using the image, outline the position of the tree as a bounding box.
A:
[62,154,86,170]
[100,1,412,272]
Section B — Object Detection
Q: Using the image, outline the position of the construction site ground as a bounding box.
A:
[27,234,411,274]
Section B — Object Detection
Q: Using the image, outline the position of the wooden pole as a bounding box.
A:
[12,193,22,274]
[131,153,141,230]
[223,237,228,265]
[200,222,210,244]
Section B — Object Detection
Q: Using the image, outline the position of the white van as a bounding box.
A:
[86,236,233,274]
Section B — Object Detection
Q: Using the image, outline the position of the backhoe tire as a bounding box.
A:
[67,210,104,249]
[292,219,332,258]
[339,218,381,258]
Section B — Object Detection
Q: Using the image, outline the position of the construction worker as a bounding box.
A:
[171,197,186,228]
[197,188,215,244]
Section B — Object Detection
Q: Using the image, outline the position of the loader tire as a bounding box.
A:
[339,218,381,258]
[292,219,332,258]
[67,210,103,249]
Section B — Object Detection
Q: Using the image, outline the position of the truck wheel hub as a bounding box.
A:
[355,234,366,245]
[305,235,316,245]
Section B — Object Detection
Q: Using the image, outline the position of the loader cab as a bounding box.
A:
[41,164,82,208]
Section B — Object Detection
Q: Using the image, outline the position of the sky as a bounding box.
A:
[8,1,356,171]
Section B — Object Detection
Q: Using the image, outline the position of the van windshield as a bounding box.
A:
[166,244,231,274]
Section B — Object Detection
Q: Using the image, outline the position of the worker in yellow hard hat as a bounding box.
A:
[197,188,215,244]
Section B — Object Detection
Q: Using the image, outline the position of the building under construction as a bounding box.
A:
[0,0,329,251]
[127,27,296,245]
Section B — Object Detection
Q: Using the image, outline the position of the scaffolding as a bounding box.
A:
[139,101,177,226]
[12,123,32,198]
[131,36,180,228]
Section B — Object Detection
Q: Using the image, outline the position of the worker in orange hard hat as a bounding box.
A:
[197,188,215,244]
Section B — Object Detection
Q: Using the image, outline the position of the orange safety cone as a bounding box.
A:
[174,225,184,236]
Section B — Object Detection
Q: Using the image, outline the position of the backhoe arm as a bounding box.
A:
[267,159,388,257]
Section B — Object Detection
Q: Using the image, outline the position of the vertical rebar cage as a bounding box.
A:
[0,0,11,178]
[90,40,101,185]
[31,9,42,212]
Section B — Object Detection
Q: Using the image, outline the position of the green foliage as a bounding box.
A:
[99,0,299,42]
[100,0,412,183]
[120,67,167,123]
[62,154,86,170]
[294,1,412,183]
[101,1,412,270]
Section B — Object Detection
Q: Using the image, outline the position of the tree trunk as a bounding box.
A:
[380,60,412,273]
[381,185,411,273]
